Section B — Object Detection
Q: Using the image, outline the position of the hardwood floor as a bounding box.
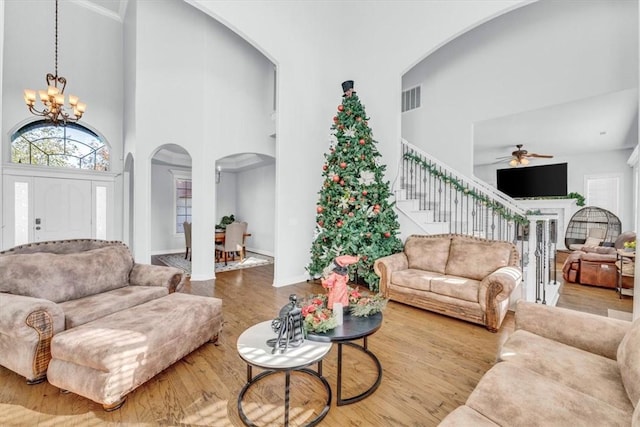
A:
[0,264,632,426]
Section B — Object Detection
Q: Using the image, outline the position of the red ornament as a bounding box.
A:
[338,105,344,112]
[384,232,391,238]
[349,197,356,202]
[337,221,343,228]
[322,164,328,171]
[362,190,368,196]
[348,212,354,217]
[340,162,347,169]
[332,175,340,182]
[339,180,345,186]
[374,204,380,210]
[333,116,338,122]
[316,206,324,213]
[318,221,324,227]
[356,116,362,122]
[359,139,365,145]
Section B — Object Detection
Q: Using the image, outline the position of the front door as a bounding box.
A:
[33,177,92,242]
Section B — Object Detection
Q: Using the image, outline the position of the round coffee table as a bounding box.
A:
[306,312,382,406]
[236,320,332,426]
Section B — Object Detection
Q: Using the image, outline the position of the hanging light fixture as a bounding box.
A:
[23,0,86,126]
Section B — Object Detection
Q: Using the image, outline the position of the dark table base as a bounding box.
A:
[237,364,331,427]
[336,337,383,406]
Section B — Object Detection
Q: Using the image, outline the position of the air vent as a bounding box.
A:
[402,86,421,112]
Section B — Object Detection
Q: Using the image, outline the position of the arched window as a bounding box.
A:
[11,121,110,171]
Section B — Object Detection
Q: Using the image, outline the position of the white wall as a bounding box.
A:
[2,1,124,170]
[190,0,523,285]
[0,0,4,249]
[475,149,635,229]
[1,1,124,246]
[128,0,275,280]
[403,0,638,175]
[215,171,237,228]
[236,163,276,256]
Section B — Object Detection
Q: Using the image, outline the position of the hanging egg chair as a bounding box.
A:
[564,206,622,251]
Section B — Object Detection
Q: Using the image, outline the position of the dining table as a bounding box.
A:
[215,231,251,244]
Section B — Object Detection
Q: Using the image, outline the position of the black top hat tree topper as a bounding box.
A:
[342,80,355,97]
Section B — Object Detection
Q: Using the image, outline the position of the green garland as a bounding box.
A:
[403,152,528,225]
[522,192,585,206]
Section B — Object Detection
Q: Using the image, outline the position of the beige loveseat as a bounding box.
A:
[440,300,640,426]
[0,239,186,384]
[373,234,521,332]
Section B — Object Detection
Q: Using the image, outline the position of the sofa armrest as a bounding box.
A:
[373,253,408,297]
[0,293,65,381]
[129,264,186,293]
[514,300,631,360]
[479,266,522,330]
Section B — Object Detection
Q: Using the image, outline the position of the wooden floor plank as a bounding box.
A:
[0,262,632,426]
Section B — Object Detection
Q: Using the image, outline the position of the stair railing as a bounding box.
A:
[400,140,527,242]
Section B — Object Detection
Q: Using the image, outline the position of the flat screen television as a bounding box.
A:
[496,163,567,198]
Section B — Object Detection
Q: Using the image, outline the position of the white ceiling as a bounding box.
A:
[474,88,639,166]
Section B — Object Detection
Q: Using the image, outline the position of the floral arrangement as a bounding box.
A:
[300,286,389,333]
[624,240,636,251]
[348,286,388,317]
[301,294,337,333]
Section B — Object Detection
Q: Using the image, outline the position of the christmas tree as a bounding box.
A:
[307,80,403,291]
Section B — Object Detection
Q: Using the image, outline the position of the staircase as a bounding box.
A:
[395,140,560,306]
[396,140,527,241]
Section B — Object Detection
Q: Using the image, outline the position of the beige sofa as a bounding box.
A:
[374,234,521,332]
[440,300,640,426]
[0,239,186,384]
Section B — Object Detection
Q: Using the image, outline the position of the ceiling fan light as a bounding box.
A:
[521,158,530,165]
[509,159,518,167]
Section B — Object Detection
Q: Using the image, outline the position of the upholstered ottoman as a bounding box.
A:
[47,292,223,410]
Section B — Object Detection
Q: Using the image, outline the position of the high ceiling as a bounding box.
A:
[474,88,639,166]
[78,0,639,170]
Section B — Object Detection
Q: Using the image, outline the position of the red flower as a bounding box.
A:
[302,304,316,317]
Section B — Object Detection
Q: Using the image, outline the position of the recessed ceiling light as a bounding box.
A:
[599,131,607,135]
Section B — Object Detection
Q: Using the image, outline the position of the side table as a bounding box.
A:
[306,312,383,406]
[616,249,635,298]
[236,320,332,427]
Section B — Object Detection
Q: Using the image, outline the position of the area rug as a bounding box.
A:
[607,309,633,322]
[157,252,273,275]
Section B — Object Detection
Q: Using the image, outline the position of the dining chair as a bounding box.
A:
[183,221,192,261]
[215,222,245,265]
[239,221,248,260]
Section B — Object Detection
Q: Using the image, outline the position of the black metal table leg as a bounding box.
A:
[336,338,383,406]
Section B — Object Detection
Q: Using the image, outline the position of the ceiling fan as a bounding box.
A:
[497,144,554,166]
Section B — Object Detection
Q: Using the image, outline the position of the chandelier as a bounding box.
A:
[23,0,86,126]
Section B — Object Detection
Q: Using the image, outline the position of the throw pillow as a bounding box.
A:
[446,237,515,281]
[404,235,451,274]
[584,237,603,247]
